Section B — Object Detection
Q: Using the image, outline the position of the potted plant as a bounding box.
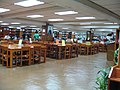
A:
[95,67,111,90]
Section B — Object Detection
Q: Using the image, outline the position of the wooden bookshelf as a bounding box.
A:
[41,25,54,42]
[86,31,93,42]
[115,29,120,50]
[108,30,120,90]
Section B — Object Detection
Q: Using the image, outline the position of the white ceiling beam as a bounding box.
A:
[52,0,120,23]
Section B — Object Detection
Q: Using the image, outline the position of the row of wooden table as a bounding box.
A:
[0,40,107,68]
[79,43,107,55]
[0,44,46,68]
[46,44,78,59]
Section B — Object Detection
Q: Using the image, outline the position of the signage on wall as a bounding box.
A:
[47,25,54,37]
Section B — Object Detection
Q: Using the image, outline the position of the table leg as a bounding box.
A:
[58,47,61,59]
[10,50,13,68]
[44,49,46,63]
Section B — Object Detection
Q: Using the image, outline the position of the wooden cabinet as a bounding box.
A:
[108,66,120,90]
[107,43,115,61]
[108,32,120,89]
[86,31,93,42]
[0,27,3,38]
[115,29,120,49]
[41,24,54,41]
[0,27,16,38]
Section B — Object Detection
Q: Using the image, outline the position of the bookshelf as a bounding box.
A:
[41,24,54,41]
[86,31,93,42]
[115,28,120,50]
[108,29,120,90]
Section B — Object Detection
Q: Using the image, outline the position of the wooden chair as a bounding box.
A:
[33,45,41,64]
[30,47,34,64]
[99,44,107,52]
[94,43,99,54]
[21,46,31,66]
[64,44,71,59]
[79,44,87,55]
[90,44,94,55]
[51,44,58,59]
[41,45,46,63]
[71,44,78,58]
[58,45,65,59]
[2,46,9,67]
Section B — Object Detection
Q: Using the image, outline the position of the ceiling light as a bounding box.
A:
[16,27,21,29]
[0,8,10,13]
[48,19,64,21]
[113,23,118,24]
[14,0,44,7]
[0,21,3,23]
[11,22,21,24]
[1,23,9,25]
[104,23,113,24]
[80,22,91,25]
[9,26,15,28]
[20,26,26,28]
[27,15,44,18]
[104,22,118,24]
[53,28,57,29]
[62,28,69,29]
[55,11,78,15]
[30,25,37,27]
[76,17,95,19]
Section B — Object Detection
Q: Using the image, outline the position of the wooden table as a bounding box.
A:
[1,44,23,68]
[85,45,91,55]
[41,45,47,63]
[0,44,46,68]
[46,43,79,59]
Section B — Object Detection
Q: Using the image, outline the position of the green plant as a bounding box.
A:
[114,48,118,65]
[95,67,111,90]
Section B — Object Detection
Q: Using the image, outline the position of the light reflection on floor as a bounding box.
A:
[0,53,113,90]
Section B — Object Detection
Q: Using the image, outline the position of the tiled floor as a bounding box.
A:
[0,53,113,90]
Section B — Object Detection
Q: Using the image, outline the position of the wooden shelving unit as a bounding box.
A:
[108,28,120,90]
[0,27,3,38]
[115,28,120,50]
[86,31,93,42]
[0,27,17,39]
[41,24,54,42]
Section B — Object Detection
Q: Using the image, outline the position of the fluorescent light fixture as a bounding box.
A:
[104,23,113,24]
[20,26,26,28]
[9,26,15,28]
[30,25,37,27]
[0,8,10,13]
[53,28,57,29]
[90,22,105,24]
[27,15,44,18]
[14,0,44,7]
[104,22,118,24]
[80,22,91,25]
[0,21,3,23]
[11,22,21,24]
[48,19,64,21]
[55,11,78,15]
[96,29,113,32]
[16,27,21,29]
[62,28,69,29]
[1,23,9,25]
[114,23,118,24]
[76,17,95,19]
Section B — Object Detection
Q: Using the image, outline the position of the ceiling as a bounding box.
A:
[0,0,120,32]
